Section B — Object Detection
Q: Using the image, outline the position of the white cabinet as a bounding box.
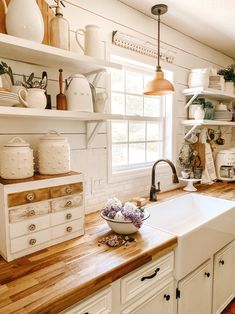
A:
[0,173,84,261]
[121,280,174,314]
[62,252,175,314]
[213,240,235,314]
[177,259,213,314]
[62,287,112,314]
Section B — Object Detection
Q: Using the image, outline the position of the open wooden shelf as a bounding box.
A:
[0,34,121,74]
[0,106,161,122]
[182,87,235,101]
[182,119,235,127]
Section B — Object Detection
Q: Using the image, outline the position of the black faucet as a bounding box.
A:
[150,159,179,201]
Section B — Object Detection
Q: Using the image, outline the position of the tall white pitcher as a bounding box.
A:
[75,25,104,60]
[1,0,44,43]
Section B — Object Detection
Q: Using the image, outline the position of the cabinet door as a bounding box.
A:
[62,287,112,314]
[121,280,174,314]
[178,259,213,314]
[213,241,235,314]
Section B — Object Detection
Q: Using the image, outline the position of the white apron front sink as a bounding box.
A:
[146,193,235,280]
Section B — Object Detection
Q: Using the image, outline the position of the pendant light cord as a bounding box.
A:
[157,10,161,71]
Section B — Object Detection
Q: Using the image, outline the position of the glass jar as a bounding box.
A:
[204,101,215,120]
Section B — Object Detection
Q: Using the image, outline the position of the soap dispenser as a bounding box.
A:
[49,0,70,50]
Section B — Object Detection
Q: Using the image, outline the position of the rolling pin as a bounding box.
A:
[56,69,67,110]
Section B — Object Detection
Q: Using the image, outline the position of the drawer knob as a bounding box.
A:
[219,260,225,265]
[28,224,36,231]
[29,238,37,245]
[26,193,35,202]
[65,186,72,194]
[66,226,73,233]
[66,213,72,220]
[28,209,36,217]
[141,267,160,281]
[65,200,73,208]
[164,294,171,301]
[205,272,210,278]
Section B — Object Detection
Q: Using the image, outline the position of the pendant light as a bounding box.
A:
[144,4,174,96]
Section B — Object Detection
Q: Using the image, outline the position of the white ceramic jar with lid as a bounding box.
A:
[38,131,70,175]
[0,137,34,179]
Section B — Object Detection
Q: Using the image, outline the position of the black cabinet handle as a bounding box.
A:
[205,272,210,278]
[141,267,160,281]
[164,294,171,301]
[219,260,225,265]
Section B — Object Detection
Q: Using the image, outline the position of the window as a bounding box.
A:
[109,56,172,175]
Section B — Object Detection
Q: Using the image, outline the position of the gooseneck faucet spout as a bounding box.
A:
[150,159,179,201]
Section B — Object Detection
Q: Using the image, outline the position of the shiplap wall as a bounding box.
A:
[0,0,234,212]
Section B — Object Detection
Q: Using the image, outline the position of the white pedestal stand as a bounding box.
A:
[179,177,202,192]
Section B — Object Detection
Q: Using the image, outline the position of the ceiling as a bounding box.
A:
[119,0,235,59]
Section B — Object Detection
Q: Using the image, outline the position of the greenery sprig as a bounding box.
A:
[0,61,14,85]
[217,64,235,83]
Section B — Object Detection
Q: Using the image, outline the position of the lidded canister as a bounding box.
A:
[0,137,34,179]
[38,130,70,175]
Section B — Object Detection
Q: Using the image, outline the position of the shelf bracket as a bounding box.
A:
[86,121,104,148]
[184,92,200,110]
[184,124,200,140]
[84,69,106,87]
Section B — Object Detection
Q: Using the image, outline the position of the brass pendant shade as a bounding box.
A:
[144,4,174,96]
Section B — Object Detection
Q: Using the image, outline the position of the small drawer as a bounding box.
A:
[121,252,174,304]
[51,195,83,212]
[9,201,50,223]
[51,207,84,226]
[10,229,51,253]
[9,215,50,239]
[50,182,83,199]
[8,188,50,208]
[62,287,112,314]
[51,218,84,240]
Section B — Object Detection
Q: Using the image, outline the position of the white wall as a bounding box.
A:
[0,0,234,212]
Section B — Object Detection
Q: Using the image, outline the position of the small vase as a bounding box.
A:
[193,106,205,120]
[3,0,44,43]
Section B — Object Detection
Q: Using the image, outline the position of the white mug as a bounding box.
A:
[18,88,47,109]
[94,91,108,113]
[75,25,104,60]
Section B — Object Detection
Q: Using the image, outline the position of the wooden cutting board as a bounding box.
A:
[0,0,54,45]
[192,142,206,168]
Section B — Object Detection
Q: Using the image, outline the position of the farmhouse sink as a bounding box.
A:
[146,193,235,280]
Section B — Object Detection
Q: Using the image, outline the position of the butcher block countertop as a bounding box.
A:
[0,182,234,314]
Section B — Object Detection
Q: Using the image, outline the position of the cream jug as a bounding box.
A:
[1,0,44,43]
[18,88,47,109]
[75,25,104,59]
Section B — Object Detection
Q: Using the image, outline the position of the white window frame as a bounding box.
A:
[106,48,174,184]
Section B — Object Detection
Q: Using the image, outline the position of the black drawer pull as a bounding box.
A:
[219,260,225,265]
[141,267,160,281]
[164,294,170,301]
[205,272,210,278]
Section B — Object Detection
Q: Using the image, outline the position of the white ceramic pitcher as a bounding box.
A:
[18,88,47,109]
[1,0,44,43]
[75,25,104,59]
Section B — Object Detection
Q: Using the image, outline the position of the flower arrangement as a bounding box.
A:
[101,197,145,229]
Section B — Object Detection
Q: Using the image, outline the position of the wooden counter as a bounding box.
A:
[0,182,234,313]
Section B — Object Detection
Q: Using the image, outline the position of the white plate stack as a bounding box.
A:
[214,103,233,121]
[188,68,221,89]
[0,91,21,107]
